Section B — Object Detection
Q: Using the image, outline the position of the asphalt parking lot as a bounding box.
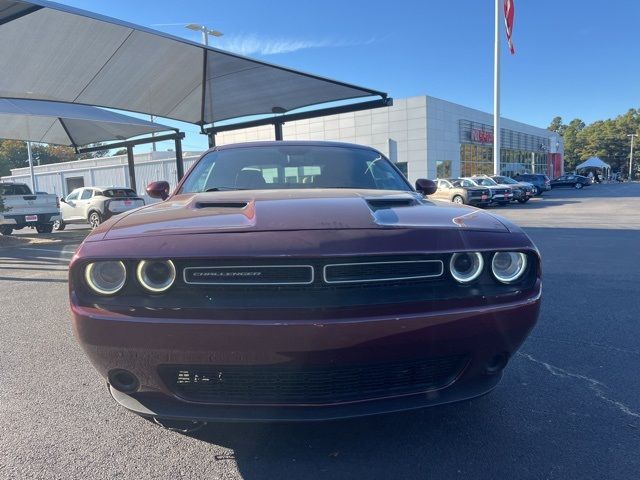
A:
[1,183,639,479]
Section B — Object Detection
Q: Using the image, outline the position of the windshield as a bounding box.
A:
[0,184,32,195]
[495,176,518,184]
[180,145,412,193]
[473,177,498,186]
[102,189,137,198]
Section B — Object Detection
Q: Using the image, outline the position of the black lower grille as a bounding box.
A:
[159,355,468,405]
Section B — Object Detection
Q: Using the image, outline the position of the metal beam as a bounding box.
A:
[77,132,184,154]
[175,136,184,181]
[126,145,136,192]
[205,98,393,135]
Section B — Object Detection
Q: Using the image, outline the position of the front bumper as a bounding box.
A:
[0,213,60,226]
[72,285,541,421]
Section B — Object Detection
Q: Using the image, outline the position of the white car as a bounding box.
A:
[55,187,145,230]
[0,182,61,235]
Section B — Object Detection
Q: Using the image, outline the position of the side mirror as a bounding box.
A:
[60,197,66,203]
[415,178,437,196]
[146,181,170,200]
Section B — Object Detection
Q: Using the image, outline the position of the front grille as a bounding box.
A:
[159,355,468,405]
[323,260,443,284]
[184,265,313,285]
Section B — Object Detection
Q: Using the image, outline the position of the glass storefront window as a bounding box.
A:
[436,160,452,178]
[396,162,408,179]
[460,144,548,177]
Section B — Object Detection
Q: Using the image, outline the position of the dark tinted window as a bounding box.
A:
[181,145,412,193]
[0,184,32,195]
[102,189,137,198]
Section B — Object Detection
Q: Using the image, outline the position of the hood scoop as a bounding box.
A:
[366,197,419,211]
[195,201,249,209]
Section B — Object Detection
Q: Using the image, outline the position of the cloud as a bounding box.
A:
[216,34,375,56]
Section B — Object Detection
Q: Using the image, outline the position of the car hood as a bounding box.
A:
[90,189,510,241]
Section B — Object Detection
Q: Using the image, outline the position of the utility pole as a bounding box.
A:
[27,141,37,193]
[186,23,223,47]
[628,133,637,181]
[150,115,156,152]
[493,0,501,176]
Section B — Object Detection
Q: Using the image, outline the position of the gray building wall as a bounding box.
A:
[216,95,563,184]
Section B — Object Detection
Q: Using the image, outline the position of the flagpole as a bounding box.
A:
[493,0,501,175]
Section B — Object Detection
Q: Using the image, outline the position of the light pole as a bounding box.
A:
[628,133,637,181]
[185,23,223,46]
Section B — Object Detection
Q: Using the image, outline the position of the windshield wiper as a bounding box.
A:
[205,187,246,192]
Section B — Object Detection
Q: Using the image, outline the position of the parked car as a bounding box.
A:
[491,175,534,203]
[462,176,513,205]
[56,187,145,230]
[514,174,551,195]
[549,174,592,189]
[69,141,541,427]
[0,182,60,235]
[429,178,491,207]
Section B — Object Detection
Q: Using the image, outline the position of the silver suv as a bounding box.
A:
[55,187,144,230]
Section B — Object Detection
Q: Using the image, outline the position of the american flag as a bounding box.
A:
[503,0,515,54]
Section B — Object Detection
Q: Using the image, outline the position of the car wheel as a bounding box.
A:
[517,198,529,203]
[531,186,540,195]
[53,219,66,231]
[0,226,13,236]
[36,224,54,234]
[88,211,102,229]
[452,195,465,205]
[575,182,583,189]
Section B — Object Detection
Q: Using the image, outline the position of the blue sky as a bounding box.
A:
[61,0,640,151]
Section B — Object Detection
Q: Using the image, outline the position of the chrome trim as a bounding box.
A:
[323,260,444,284]
[183,265,314,285]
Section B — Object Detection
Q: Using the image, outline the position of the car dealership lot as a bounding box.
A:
[1,184,639,480]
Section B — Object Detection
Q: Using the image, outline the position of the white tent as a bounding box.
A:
[576,157,611,170]
[576,157,611,181]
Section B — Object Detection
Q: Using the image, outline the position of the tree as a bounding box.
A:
[548,109,640,174]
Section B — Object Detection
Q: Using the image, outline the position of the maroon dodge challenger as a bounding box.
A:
[70,141,541,426]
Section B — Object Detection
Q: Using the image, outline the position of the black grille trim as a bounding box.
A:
[323,260,444,284]
[159,355,468,405]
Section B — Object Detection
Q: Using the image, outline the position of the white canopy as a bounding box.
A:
[0,0,386,126]
[0,98,173,147]
[576,157,611,170]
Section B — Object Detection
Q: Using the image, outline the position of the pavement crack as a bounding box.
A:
[517,352,640,420]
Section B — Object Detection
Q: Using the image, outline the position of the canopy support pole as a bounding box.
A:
[208,132,216,148]
[175,136,184,181]
[274,122,283,141]
[126,145,136,192]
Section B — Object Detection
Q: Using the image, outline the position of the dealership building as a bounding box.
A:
[2,95,563,195]
[216,95,564,184]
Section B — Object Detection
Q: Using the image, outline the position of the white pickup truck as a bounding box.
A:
[0,182,61,235]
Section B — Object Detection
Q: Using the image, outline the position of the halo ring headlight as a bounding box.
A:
[136,260,176,293]
[491,252,527,283]
[449,252,484,283]
[85,261,127,295]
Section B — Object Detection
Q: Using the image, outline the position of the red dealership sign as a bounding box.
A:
[471,129,494,144]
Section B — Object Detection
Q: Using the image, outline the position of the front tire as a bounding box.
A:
[575,182,583,189]
[531,186,540,196]
[452,195,465,205]
[88,211,102,229]
[53,219,66,231]
[0,226,13,236]
[517,198,529,203]
[36,224,54,234]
